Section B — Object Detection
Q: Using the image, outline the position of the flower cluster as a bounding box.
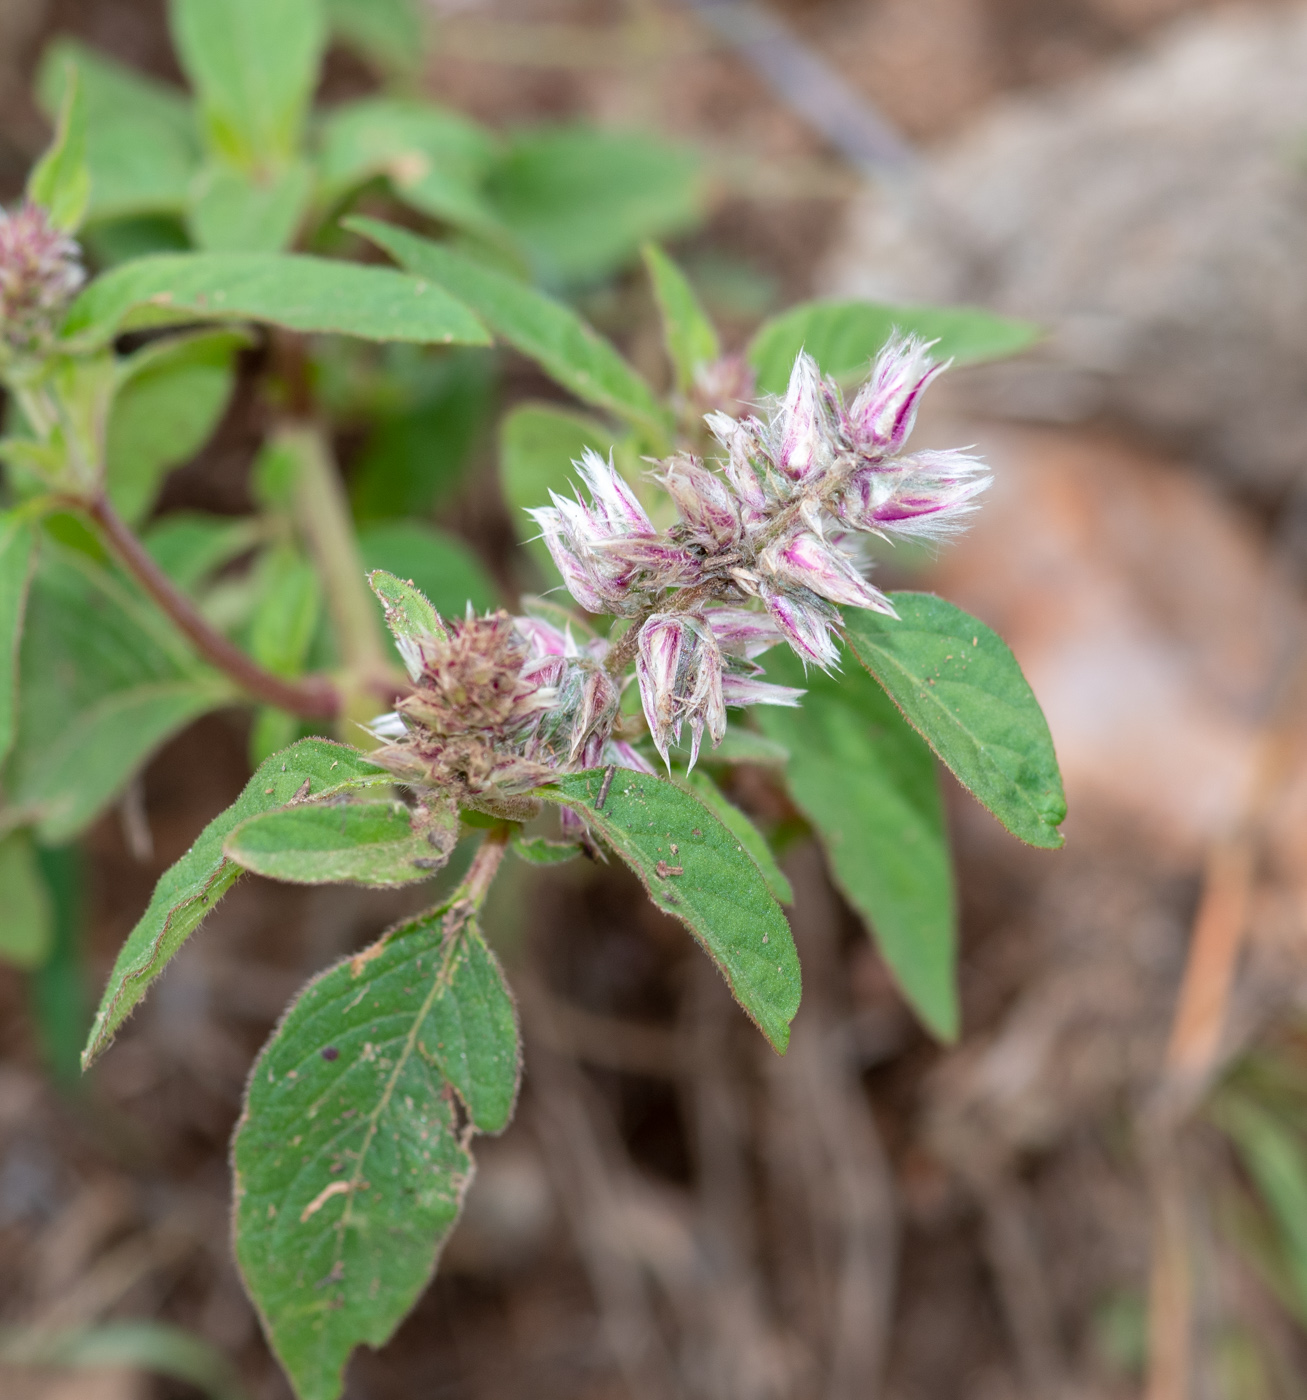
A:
[0,202,83,360]
[531,336,990,764]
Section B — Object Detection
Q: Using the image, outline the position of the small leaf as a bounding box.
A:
[61,252,490,352]
[36,39,200,223]
[367,566,443,649]
[0,511,38,770]
[27,60,91,232]
[232,896,519,1400]
[186,161,314,253]
[82,739,393,1067]
[486,127,703,288]
[225,799,456,887]
[844,593,1066,849]
[758,644,957,1039]
[510,833,580,866]
[349,218,671,442]
[170,0,325,171]
[676,770,791,905]
[360,524,496,636]
[643,242,720,392]
[748,299,1041,395]
[0,831,54,971]
[107,330,246,524]
[537,769,800,1051]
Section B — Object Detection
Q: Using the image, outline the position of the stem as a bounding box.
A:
[81,493,341,719]
[458,824,513,912]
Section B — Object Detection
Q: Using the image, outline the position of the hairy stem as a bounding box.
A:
[459,824,513,911]
[81,492,341,719]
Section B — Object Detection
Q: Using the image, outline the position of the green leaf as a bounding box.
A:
[486,127,703,288]
[643,243,719,392]
[0,512,38,770]
[366,566,442,649]
[748,299,1041,395]
[318,98,503,241]
[537,769,799,1051]
[844,593,1066,849]
[511,833,580,866]
[1215,1098,1307,1320]
[349,218,670,442]
[350,350,495,522]
[225,798,456,887]
[61,252,490,351]
[324,0,425,74]
[0,831,54,970]
[0,1321,248,1400]
[360,524,496,639]
[144,512,263,593]
[7,543,234,844]
[187,160,314,253]
[249,545,321,677]
[27,59,91,232]
[676,770,791,905]
[232,894,519,1400]
[757,644,957,1039]
[36,39,200,223]
[83,739,393,1067]
[170,0,326,171]
[499,402,621,578]
[107,330,246,524]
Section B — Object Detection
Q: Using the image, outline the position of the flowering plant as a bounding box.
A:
[0,13,1063,1397]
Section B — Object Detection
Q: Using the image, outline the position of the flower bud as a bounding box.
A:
[660,454,742,549]
[0,202,84,359]
[771,351,838,482]
[569,665,619,764]
[636,613,726,769]
[759,584,843,670]
[835,448,991,539]
[758,529,895,615]
[843,334,945,459]
[704,606,786,659]
[720,674,805,708]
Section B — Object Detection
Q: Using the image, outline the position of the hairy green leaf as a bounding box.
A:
[845,594,1066,849]
[367,566,443,649]
[487,128,703,288]
[170,0,325,170]
[643,242,719,392]
[225,799,456,887]
[83,740,393,1067]
[350,218,670,442]
[108,331,245,524]
[233,896,519,1400]
[187,161,314,253]
[61,252,490,351]
[538,769,799,1051]
[36,39,200,222]
[27,59,90,232]
[0,512,38,770]
[748,299,1041,395]
[758,644,957,1039]
[0,831,54,971]
[360,525,496,642]
[676,770,791,905]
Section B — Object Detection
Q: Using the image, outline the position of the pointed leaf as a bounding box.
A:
[186,161,314,253]
[60,253,490,352]
[27,61,90,232]
[643,242,719,392]
[349,218,671,442]
[233,898,519,1400]
[757,644,957,1039]
[360,525,496,634]
[0,512,38,769]
[324,0,425,74]
[83,739,393,1067]
[748,299,1040,395]
[224,799,456,887]
[844,593,1066,849]
[367,568,444,651]
[675,770,791,905]
[537,768,799,1051]
[510,834,580,866]
[170,0,325,170]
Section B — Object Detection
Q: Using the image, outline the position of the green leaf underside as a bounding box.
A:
[348,218,670,441]
[233,899,519,1400]
[537,769,799,1051]
[60,253,490,351]
[844,593,1066,849]
[748,299,1041,395]
[225,800,456,887]
[758,645,957,1039]
[0,513,38,770]
[643,242,719,392]
[675,770,792,906]
[83,740,393,1068]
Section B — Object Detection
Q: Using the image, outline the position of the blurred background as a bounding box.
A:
[4,0,1307,1397]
